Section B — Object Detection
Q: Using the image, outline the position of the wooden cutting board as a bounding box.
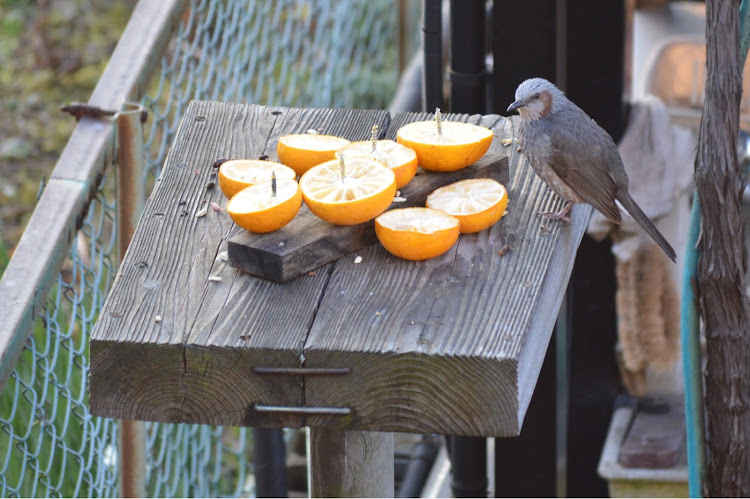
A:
[227,112,509,282]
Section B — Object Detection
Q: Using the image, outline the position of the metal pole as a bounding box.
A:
[449,436,487,497]
[449,0,486,114]
[308,428,394,497]
[422,0,443,111]
[116,102,147,498]
[253,428,289,497]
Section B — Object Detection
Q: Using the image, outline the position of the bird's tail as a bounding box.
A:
[617,194,676,262]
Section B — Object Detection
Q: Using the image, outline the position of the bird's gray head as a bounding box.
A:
[507,78,567,121]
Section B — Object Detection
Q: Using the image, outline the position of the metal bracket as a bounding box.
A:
[255,404,351,415]
[253,367,350,376]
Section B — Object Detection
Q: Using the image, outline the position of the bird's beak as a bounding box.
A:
[507,100,526,113]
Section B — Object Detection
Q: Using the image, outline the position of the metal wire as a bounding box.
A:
[0,160,119,498]
[0,0,400,496]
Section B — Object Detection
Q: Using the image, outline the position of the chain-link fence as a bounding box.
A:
[0,1,407,496]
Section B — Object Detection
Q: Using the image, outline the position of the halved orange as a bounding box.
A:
[396,109,493,172]
[299,156,396,225]
[426,178,508,233]
[276,132,351,175]
[375,207,460,261]
[337,139,418,189]
[226,178,302,233]
[218,159,297,199]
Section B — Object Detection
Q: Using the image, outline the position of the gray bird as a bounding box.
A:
[507,77,676,262]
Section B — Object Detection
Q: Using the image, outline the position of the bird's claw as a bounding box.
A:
[539,211,571,225]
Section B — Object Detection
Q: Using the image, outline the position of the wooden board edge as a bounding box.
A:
[516,203,592,429]
[302,350,522,437]
[89,338,306,428]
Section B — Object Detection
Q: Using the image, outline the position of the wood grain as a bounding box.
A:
[90,104,590,437]
[309,428,394,497]
[91,103,393,427]
[304,115,590,436]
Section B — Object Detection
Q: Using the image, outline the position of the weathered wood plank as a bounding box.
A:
[90,104,589,437]
[91,103,386,426]
[303,115,590,437]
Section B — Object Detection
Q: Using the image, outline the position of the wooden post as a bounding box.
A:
[116,103,147,498]
[309,428,394,497]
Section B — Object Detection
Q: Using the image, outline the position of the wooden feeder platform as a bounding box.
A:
[89,101,589,439]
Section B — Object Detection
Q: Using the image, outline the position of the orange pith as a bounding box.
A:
[396,117,493,172]
[276,133,351,175]
[226,179,302,233]
[426,178,508,233]
[337,139,418,189]
[375,207,460,261]
[218,159,296,199]
[299,157,397,226]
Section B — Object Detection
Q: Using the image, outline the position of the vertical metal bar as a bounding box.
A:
[116,103,147,498]
[449,436,487,497]
[449,0,486,114]
[422,0,443,111]
[253,428,289,498]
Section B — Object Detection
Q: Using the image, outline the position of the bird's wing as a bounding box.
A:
[540,111,623,223]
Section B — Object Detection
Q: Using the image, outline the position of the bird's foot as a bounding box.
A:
[539,211,571,224]
[538,201,574,225]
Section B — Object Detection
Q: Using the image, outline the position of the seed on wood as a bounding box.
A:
[393,197,407,203]
[307,271,317,277]
[217,251,229,262]
[240,334,250,341]
[212,158,231,168]
[205,181,215,190]
[354,256,363,264]
[155,315,162,323]
[208,275,222,282]
[497,245,510,257]
[195,207,208,218]
[210,202,223,213]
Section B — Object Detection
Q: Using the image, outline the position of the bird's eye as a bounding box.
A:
[532,93,540,99]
